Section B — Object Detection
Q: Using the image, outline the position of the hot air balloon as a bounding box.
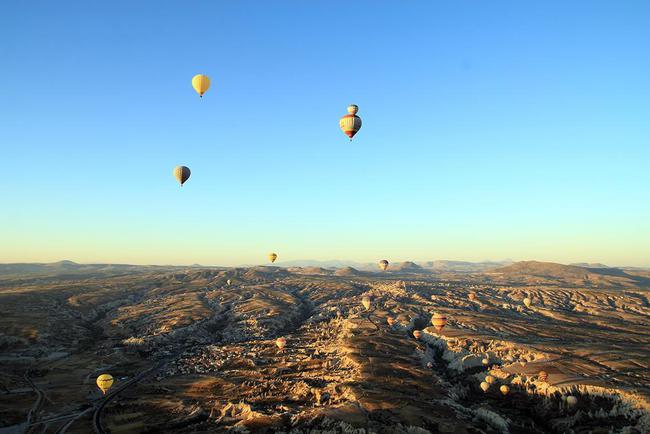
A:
[276,337,286,350]
[361,295,371,311]
[468,292,477,301]
[191,74,211,97]
[268,253,278,263]
[480,381,490,392]
[339,104,362,140]
[426,362,433,368]
[485,375,495,384]
[482,358,490,365]
[538,371,548,382]
[523,297,532,308]
[431,313,447,332]
[378,260,389,271]
[566,395,578,406]
[226,279,232,286]
[386,316,395,326]
[519,360,527,368]
[173,166,191,187]
[413,330,422,339]
[96,374,114,395]
[500,385,510,395]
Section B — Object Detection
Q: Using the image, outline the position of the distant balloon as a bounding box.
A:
[480,381,490,392]
[191,74,211,97]
[96,374,114,395]
[276,337,286,350]
[523,297,532,308]
[500,385,510,395]
[485,375,495,384]
[430,313,447,332]
[482,358,490,365]
[386,316,395,326]
[519,360,527,368]
[226,279,232,286]
[339,104,362,140]
[468,292,477,301]
[538,371,548,382]
[413,330,422,339]
[566,395,578,406]
[268,253,278,263]
[378,260,389,271]
[361,295,371,311]
[173,166,191,187]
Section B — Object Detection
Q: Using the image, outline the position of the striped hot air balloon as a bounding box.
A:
[340,104,362,140]
[431,312,447,332]
[173,166,191,186]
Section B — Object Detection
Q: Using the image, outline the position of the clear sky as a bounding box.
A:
[1,1,649,267]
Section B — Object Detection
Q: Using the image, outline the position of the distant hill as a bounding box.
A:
[570,262,611,269]
[334,266,364,276]
[420,260,512,273]
[485,261,650,289]
[390,261,424,273]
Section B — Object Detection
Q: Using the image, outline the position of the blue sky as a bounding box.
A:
[1,1,649,266]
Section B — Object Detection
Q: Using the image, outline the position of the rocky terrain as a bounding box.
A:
[0,261,648,433]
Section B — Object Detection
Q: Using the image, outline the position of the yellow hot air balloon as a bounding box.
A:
[500,385,510,395]
[538,371,548,382]
[566,395,578,406]
[386,316,395,326]
[413,330,422,339]
[523,297,532,308]
[96,374,114,395]
[431,312,447,332]
[482,357,490,365]
[378,260,389,271]
[361,295,371,311]
[276,337,286,350]
[173,166,191,187]
[268,253,278,263]
[480,381,490,392]
[191,74,211,97]
[339,104,362,140]
[485,375,495,384]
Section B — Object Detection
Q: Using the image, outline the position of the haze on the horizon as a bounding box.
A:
[2,1,649,267]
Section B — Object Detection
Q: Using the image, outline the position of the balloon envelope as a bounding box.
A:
[173,166,191,186]
[480,381,490,392]
[192,74,211,97]
[276,337,286,349]
[500,385,510,395]
[361,296,371,311]
[566,395,578,406]
[340,104,362,140]
[387,317,395,326]
[538,371,548,382]
[431,313,447,332]
[268,253,278,263]
[485,375,495,384]
[523,297,532,308]
[378,260,389,271]
[96,374,114,394]
[413,330,422,339]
